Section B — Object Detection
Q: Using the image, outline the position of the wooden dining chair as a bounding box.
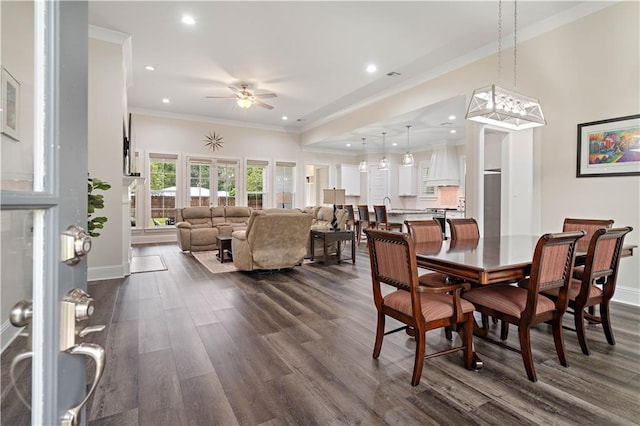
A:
[447,218,480,240]
[542,226,632,355]
[342,205,356,232]
[405,220,450,288]
[356,205,375,244]
[373,205,403,232]
[364,228,476,386]
[563,218,614,280]
[462,231,585,382]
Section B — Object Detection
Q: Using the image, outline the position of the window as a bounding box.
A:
[246,160,268,209]
[149,155,177,226]
[419,159,437,199]
[189,159,212,207]
[275,162,296,208]
[217,160,237,207]
[130,180,138,228]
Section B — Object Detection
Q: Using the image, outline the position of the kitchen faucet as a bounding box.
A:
[383,196,391,211]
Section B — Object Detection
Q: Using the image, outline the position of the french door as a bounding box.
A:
[1,1,98,425]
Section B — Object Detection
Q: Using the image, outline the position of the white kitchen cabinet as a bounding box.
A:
[398,166,416,196]
[339,164,360,196]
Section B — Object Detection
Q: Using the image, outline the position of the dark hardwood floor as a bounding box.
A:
[2,242,639,425]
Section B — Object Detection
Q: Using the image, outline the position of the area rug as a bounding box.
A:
[191,251,239,274]
[130,255,167,273]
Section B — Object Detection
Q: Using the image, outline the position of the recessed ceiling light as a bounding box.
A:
[346,143,351,147]
[392,142,398,146]
[144,65,155,71]
[450,129,457,134]
[366,64,377,74]
[162,98,170,104]
[181,15,195,25]
[448,115,456,120]
[282,116,288,121]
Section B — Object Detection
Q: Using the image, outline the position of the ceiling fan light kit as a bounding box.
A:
[465,0,545,131]
[207,83,277,110]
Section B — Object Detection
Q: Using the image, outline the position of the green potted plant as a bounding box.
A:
[88,175,111,237]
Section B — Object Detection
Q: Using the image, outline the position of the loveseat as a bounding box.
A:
[176,206,252,252]
[231,209,313,271]
[303,206,348,258]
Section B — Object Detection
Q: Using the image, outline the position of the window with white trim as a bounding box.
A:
[275,162,296,208]
[188,158,212,207]
[149,154,177,226]
[419,159,437,199]
[246,159,269,209]
[216,160,237,206]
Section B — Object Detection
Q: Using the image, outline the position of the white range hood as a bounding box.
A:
[427,145,460,186]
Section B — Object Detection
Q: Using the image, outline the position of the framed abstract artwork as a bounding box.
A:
[1,67,20,141]
[576,114,640,177]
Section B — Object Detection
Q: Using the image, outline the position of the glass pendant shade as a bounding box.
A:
[402,125,415,166]
[378,132,390,171]
[402,152,414,166]
[466,84,545,130]
[359,138,368,172]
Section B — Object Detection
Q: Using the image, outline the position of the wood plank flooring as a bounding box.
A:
[2,242,639,425]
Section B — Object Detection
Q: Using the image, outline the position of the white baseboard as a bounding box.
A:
[612,286,640,307]
[1,320,23,354]
[131,233,177,245]
[88,264,126,282]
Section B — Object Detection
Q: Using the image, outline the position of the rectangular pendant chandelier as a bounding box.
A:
[466,84,545,131]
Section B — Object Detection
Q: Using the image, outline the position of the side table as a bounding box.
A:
[216,236,233,263]
[310,229,355,265]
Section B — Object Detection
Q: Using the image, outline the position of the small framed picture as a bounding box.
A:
[576,114,640,178]
[1,67,20,141]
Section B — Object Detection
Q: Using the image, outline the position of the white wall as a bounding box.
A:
[88,37,126,280]
[301,2,640,305]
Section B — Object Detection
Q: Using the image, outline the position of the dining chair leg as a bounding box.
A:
[500,321,509,340]
[373,312,385,358]
[518,327,537,382]
[481,314,489,329]
[552,317,568,367]
[411,331,426,386]
[574,307,590,355]
[444,327,453,341]
[600,301,615,346]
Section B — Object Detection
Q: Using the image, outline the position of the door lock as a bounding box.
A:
[60,289,104,351]
[61,225,92,264]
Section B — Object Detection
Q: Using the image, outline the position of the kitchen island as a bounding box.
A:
[386,208,464,238]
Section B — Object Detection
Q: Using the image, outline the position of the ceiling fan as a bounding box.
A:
[206,83,277,110]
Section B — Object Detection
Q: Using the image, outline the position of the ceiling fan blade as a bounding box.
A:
[253,92,277,99]
[253,99,274,110]
[227,86,240,93]
[205,96,237,99]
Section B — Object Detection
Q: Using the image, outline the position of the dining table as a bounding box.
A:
[415,235,636,286]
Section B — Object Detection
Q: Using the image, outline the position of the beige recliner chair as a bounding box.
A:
[231,210,313,271]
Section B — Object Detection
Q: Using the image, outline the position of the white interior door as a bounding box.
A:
[1,1,99,425]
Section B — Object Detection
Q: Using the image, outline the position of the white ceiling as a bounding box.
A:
[88,1,608,154]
